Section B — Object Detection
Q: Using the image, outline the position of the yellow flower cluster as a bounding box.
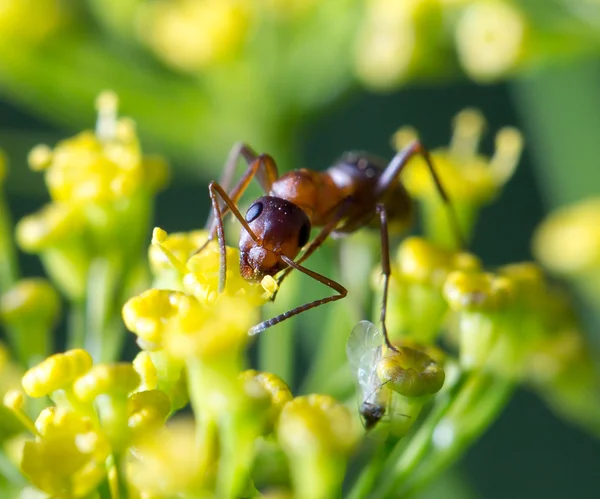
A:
[16,92,169,304]
[119,226,358,497]
[355,0,540,87]
[393,108,523,245]
[2,349,177,497]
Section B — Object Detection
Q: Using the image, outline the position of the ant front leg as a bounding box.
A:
[196,150,279,256]
[203,142,258,231]
[249,255,347,335]
[376,140,465,249]
[375,204,397,351]
[207,182,260,293]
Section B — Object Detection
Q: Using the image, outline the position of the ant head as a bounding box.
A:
[239,196,311,282]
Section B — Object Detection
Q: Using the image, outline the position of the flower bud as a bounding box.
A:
[278,394,357,499]
[0,278,60,365]
[21,408,111,497]
[377,346,445,398]
[22,350,93,398]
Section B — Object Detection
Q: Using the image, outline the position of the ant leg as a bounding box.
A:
[249,255,347,335]
[274,197,355,292]
[196,153,278,255]
[375,204,397,351]
[376,140,465,248]
[207,182,260,292]
[204,142,258,231]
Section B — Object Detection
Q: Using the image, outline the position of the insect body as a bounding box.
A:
[347,320,446,430]
[199,141,461,338]
[346,320,389,429]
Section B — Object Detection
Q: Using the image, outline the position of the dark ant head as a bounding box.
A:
[360,401,386,431]
[239,196,311,282]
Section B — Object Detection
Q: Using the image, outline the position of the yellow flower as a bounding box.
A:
[150,227,275,304]
[123,287,257,360]
[278,394,357,499]
[377,345,445,398]
[127,389,171,436]
[29,93,167,205]
[16,203,83,253]
[443,263,553,379]
[393,109,523,244]
[137,0,252,73]
[16,92,169,304]
[128,419,207,496]
[378,236,480,343]
[0,0,64,48]
[534,197,600,276]
[239,370,292,429]
[355,0,442,89]
[22,349,93,399]
[21,407,111,497]
[455,0,528,82]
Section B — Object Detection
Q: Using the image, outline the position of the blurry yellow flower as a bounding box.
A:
[123,287,257,359]
[30,94,167,204]
[16,203,83,253]
[455,0,528,82]
[21,407,111,497]
[240,370,292,429]
[127,389,171,435]
[534,197,600,276]
[278,394,357,499]
[0,0,64,48]
[128,419,207,496]
[22,349,93,398]
[138,0,252,73]
[397,236,480,288]
[379,236,480,343]
[73,363,140,403]
[355,0,431,89]
[377,345,445,398]
[443,263,553,378]
[0,278,61,329]
[394,109,523,244]
[17,92,169,303]
[1,278,61,366]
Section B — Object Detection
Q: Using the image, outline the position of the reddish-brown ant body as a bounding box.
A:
[197,141,462,341]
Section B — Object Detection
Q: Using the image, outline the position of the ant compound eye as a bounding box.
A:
[245,202,264,223]
[298,222,311,248]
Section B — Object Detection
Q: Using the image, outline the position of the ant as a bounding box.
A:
[196,141,463,342]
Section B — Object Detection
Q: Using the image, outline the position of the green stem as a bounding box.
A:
[401,377,514,497]
[85,257,124,362]
[0,190,19,292]
[0,449,25,487]
[68,300,86,350]
[373,372,513,498]
[346,442,390,499]
[8,325,49,368]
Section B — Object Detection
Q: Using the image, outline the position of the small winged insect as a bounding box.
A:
[347,320,392,430]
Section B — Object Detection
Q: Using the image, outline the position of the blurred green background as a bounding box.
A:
[1,1,600,497]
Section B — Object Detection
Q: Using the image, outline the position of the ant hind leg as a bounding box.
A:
[376,203,398,351]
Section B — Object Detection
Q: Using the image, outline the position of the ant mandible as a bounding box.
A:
[195,141,463,344]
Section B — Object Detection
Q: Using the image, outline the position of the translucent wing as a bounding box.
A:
[346,320,384,406]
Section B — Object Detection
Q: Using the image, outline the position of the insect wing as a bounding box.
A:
[347,320,384,406]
